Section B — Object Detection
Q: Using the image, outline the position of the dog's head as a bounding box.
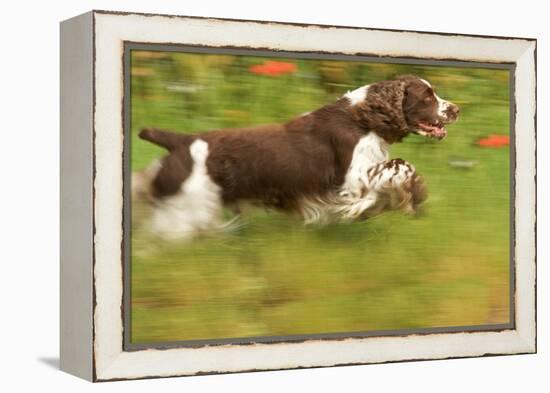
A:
[348,75,459,143]
[399,75,460,140]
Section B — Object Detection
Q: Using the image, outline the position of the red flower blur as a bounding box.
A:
[477,134,510,148]
[249,61,297,76]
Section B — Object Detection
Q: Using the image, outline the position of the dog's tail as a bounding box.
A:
[139,128,196,151]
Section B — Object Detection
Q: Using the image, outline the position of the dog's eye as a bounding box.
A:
[424,96,434,102]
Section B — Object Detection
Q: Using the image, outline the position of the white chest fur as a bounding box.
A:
[340,132,390,198]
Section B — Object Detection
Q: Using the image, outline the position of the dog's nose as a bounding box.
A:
[445,103,460,119]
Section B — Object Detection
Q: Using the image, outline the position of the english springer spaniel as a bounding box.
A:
[134,75,459,239]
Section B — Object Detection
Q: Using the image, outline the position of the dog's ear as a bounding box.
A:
[351,80,409,143]
[395,74,418,83]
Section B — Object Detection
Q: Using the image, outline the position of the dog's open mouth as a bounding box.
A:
[414,121,448,140]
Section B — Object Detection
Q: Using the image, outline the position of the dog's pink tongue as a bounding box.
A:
[419,122,447,139]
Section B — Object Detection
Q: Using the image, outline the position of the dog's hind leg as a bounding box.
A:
[149,139,225,240]
[132,159,162,203]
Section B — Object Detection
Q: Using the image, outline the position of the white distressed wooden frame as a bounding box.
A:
[60,10,536,382]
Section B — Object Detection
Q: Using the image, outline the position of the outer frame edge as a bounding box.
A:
[59,10,95,382]
[91,9,537,42]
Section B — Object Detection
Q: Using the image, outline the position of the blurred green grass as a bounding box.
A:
[130,50,510,344]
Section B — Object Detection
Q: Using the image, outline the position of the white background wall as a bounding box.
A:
[0,0,546,391]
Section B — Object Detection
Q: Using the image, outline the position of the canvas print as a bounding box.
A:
[128,48,511,346]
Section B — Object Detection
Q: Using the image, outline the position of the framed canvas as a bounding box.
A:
[60,10,537,382]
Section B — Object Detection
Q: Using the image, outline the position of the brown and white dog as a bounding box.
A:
[134,75,459,239]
